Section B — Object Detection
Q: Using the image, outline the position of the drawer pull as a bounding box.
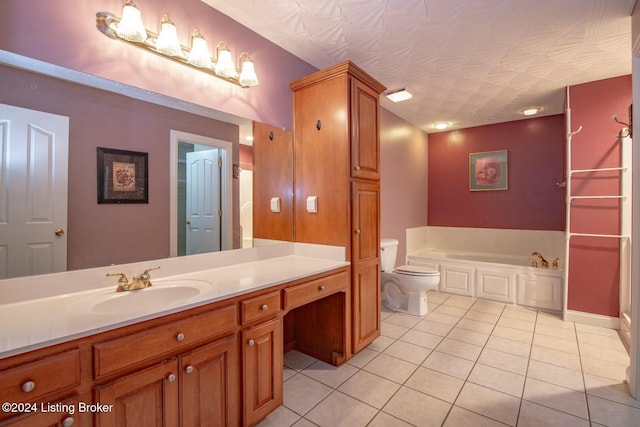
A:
[62,416,75,427]
[21,380,35,393]
[167,373,176,382]
[261,304,268,311]
[319,285,326,291]
[248,339,255,347]
[185,365,194,374]
[176,332,185,342]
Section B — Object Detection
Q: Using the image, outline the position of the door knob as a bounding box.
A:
[54,228,65,237]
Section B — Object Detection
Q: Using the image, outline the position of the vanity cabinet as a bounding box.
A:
[179,335,240,427]
[0,266,349,426]
[0,348,83,425]
[1,394,90,427]
[290,61,385,356]
[94,358,179,427]
[93,304,240,427]
[242,318,283,427]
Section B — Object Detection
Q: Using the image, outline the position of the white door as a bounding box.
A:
[0,104,69,279]
[185,149,221,255]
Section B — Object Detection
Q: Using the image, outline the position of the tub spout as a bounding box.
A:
[531,252,548,268]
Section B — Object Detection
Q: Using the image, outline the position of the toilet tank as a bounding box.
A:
[380,238,399,272]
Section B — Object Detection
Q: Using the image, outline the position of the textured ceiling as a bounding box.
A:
[202,0,635,132]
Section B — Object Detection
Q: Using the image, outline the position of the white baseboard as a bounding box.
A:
[565,310,621,329]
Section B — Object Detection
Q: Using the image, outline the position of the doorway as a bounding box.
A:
[169,130,232,257]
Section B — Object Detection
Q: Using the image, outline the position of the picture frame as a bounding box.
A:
[97,147,148,203]
[469,149,508,191]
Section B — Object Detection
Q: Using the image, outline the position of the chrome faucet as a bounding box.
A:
[107,267,160,292]
[531,252,548,268]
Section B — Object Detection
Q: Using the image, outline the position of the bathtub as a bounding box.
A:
[407,249,563,311]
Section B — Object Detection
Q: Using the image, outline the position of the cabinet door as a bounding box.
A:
[252,121,294,241]
[293,75,351,247]
[180,335,240,427]
[352,182,381,353]
[350,78,381,180]
[242,318,283,427]
[94,359,179,427]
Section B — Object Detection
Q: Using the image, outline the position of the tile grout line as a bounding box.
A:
[575,320,594,424]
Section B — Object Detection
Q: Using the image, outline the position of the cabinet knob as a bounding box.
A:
[176,332,185,342]
[167,373,176,382]
[354,166,361,171]
[62,416,75,427]
[355,229,361,234]
[261,304,268,311]
[185,365,194,374]
[21,380,35,393]
[319,285,326,291]
[248,339,255,346]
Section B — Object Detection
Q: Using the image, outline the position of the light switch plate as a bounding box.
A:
[306,196,318,213]
[270,197,280,213]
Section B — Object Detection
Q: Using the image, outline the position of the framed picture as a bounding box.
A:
[469,150,508,191]
[97,147,148,203]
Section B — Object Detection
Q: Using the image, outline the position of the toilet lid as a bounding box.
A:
[394,265,439,276]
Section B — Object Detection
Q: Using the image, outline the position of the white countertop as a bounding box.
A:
[0,242,349,358]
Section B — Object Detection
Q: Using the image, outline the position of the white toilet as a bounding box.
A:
[380,238,440,316]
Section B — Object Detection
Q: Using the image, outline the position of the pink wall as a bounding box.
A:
[567,75,632,317]
[0,0,317,130]
[428,115,565,230]
[0,64,239,270]
[380,109,429,264]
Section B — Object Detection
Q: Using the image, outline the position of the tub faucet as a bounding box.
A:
[107,267,160,292]
[531,252,548,268]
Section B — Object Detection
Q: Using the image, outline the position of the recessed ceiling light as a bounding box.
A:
[385,88,413,103]
[522,108,540,116]
[434,122,450,130]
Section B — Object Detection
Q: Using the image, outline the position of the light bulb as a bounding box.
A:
[116,0,147,42]
[155,13,181,57]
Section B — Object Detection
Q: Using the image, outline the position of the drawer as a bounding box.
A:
[0,349,81,405]
[93,304,237,379]
[284,271,349,310]
[241,291,281,325]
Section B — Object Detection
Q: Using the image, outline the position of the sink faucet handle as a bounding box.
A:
[137,266,161,287]
[142,266,161,275]
[106,272,129,284]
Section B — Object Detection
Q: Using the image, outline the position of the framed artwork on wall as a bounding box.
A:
[469,150,508,191]
[97,147,148,203]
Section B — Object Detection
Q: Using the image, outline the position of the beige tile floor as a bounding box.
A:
[257,291,640,427]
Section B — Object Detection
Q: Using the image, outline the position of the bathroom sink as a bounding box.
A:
[74,279,213,315]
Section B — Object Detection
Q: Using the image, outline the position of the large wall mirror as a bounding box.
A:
[0,55,292,280]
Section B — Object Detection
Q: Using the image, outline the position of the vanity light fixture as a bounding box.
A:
[522,107,540,116]
[433,122,450,130]
[96,0,259,88]
[385,88,413,103]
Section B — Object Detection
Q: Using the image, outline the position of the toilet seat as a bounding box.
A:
[394,265,439,276]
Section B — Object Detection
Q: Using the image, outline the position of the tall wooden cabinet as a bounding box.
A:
[290,61,385,355]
